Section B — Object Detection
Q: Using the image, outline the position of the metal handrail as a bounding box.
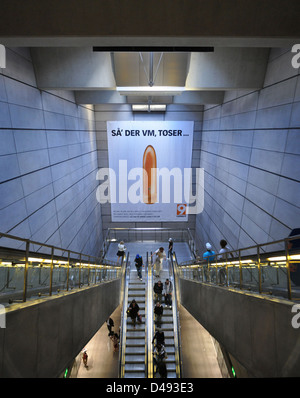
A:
[146,251,154,378]
[145,252,149,377]
[170,252,183,378]
[178,235,300,301]
[0,232,121,303]
[102,227,197,242]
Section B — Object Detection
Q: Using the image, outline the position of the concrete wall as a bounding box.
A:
[196,48,300,254]
[0,279,121,378]
[0,48,103,257]
[95,104,203,236]
[180,278,300,377]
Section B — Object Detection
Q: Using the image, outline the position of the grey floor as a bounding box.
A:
[70,241,222,378]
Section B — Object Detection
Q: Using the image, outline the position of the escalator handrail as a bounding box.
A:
[118,252,130,378]
[145,252,148,377]
[170,251,183,378]
[146,252,154,378]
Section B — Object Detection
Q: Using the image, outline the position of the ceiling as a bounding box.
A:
[28,46,271,110]
[1,1,299,110]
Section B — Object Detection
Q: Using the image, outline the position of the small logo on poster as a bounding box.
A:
[177,204,187,216]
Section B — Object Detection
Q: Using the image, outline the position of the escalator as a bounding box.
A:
[124,258,147,377]
[152,258,178,378]
[118,248,182,378]
[118,252,147,378]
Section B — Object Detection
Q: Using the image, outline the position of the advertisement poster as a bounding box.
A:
[106,121,194,222]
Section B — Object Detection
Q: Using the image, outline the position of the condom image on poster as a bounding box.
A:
[143,145,157,204]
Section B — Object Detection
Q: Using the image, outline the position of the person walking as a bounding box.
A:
[203,243,216,282]
[153,257,161,277]
[218,239,234,285]
[117,241,126,264]
[152,247,166,276]
[106,317,114,336]
[82,349,88,368]
[218,239,234,259]
[110,332,119,353]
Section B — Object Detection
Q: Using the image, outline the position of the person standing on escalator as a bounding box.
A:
[152,328,165,346]
[154,301,164,328]
[134,254,143,281]
[127,299,140,328]
[164,278,173,308]
[154,280,163,303]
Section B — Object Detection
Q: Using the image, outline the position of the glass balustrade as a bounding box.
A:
[0,232,122,305]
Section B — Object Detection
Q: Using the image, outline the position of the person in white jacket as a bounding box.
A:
[151,247,166,277]
[117,241,126,264]
[218,239,234,285]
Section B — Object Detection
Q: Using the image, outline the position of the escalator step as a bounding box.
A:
[156,371,177,378]
[162,339,175,346]
[126,346,145,354]
[125,354,145,363]
[124,372,145,378]
[128,286,145,289]
[126,332,145,338]
[166,364,177,371]
[126,327,146,332]
[126,340,145,346]
[125,364,145,372]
